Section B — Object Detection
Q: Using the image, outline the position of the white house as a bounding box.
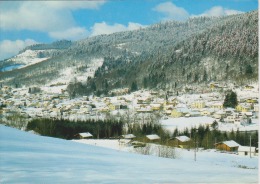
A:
[238,146,257,156]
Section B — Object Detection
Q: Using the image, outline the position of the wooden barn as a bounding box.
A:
[75,132,93,139]
[168,135,191,148]
[215,140,240,152]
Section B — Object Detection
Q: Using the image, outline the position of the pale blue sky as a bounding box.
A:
[0,0,258,60]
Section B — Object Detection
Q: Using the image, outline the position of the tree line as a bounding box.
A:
[27,118,124,140]
[172,125,258,148]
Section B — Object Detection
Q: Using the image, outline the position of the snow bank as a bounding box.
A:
[0,125,258,183]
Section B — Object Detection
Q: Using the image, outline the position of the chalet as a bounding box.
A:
[76,132,93,139]
[238,146,258,156]
[215,140,240,152]
[168,135,191,148]
[145,134,160,142]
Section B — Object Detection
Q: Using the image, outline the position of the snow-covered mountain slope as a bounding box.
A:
[1,50,50,71]
[0,125,258,183]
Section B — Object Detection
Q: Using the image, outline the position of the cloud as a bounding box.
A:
[42,1,106,10]
[192,6,244,17]
[0,1,106,32]
[153,2,243,21]
[153,2,189,21]
[0,39,37,60]
[90,22,146,37]
[49,27,89,40]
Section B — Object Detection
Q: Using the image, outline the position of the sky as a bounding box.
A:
[0,0,258,60]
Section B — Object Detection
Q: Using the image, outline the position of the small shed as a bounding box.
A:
[76,132,93,139]
[238,146,257,156]
[169,135,191,148]
[215,140,240,152]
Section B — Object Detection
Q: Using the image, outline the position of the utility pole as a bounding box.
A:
[194,139,196,161]
[194,129,198,161]
[250,135,251,158]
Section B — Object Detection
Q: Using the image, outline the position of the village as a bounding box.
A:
[0,82,259,157]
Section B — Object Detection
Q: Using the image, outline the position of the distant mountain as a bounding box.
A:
[0,11,258,95]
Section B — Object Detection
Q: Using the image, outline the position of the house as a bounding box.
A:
[246,98,258,104]
[253,104,258,112]
[236,103,251,112]
[168,135,191,148]
[200,108,214,116]
[209,82,219,89]
[145,134,160,142]
[151,103,162,111]
[224,115,235,123]
[191,101,205,109]
[238,146,257,156]
[171,104,190,118]
[121,134,136,139]
[210,102,223,110]
[109,103,121,111]
[244,85,254,91]
[215,140,240,152]
[164,97,178,107]
[213,110,225,119]
[76,132,93,139]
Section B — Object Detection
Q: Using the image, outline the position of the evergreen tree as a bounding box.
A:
[131,81,138,92]
[245,64,253,76]
[223,90,238,108]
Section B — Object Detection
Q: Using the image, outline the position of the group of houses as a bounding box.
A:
[75,131,258,157]
[0,83,258,126]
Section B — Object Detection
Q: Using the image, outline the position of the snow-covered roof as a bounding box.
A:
[146,134,160,140]
[175,136,190,142]
[238,146,256,152]
[222,140,240,148]
[122,134,136,139]
[79,132,93,138]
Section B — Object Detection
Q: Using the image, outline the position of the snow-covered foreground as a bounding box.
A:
[0,125,258,183]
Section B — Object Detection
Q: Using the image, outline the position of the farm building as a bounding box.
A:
[75,132,93,139]
[168,135,191,148]
[215,140,240,152]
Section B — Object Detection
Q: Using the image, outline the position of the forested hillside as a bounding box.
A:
[0,11,257,95]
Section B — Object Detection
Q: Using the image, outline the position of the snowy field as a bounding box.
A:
[161,117,259,132]
[0,125,258,183]
[161,116,215,132]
